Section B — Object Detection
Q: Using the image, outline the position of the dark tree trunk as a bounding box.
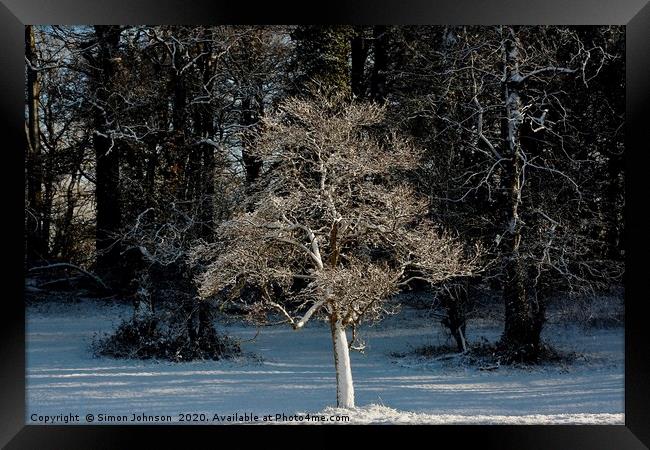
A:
[370,25,389,102]
[92,26,122,276]
[198,42,216,240]
[54,170,80,261]
[351,27,369,99]
[25,25,47,264]
[94,126,122,272]
[197,300,212,340]
[42,170,53,258]
[172,72,187,136]
[499,27,543,361]
[200,140,215,239]
[168,49,189,201]
[440,283,469,353]
[241,96,263,183]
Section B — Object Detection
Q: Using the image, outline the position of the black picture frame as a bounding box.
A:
[2,1,648,448]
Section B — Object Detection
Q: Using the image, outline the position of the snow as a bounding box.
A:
[315,405,623,425]
[26,299,624,425]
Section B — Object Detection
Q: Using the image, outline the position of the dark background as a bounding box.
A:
[1,0,648,448]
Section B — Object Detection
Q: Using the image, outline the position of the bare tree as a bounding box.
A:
[25,25,46,264]
[193,92,480,408]
[84,26,124,277]
[390,26,624,361]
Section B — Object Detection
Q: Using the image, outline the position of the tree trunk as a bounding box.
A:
[441,284,469,353]
[499,27,541,360]
[197,300,212,339]
[199,43,216,241]
[25,25,47,264]
[241,96,263,183]
[330,317,354,408]
[95,129,121,271]
[168,48,188,201]
[93,26,122,277]
[42,171,54,257]
[200,138,216,240]
[370,25,388,102]
[56,172,79,260]
[172,67,187,137]
[351,27,369,99]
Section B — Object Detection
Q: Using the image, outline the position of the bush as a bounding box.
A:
[548,291,624,328]
[394,336,575,368]
[92,316,241,362]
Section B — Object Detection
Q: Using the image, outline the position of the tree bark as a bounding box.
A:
[499,27,541,360]
[200,136,216,240]
[351,27,369,99]
[331,317,354,408]
[199,40,216,240]
[92,26,122,276]
[241,96,263,183]
[25,25,47,264]
[370,25,389,102]
[441,284,469,353]
[197,300,212,339]
[170,60,187,199]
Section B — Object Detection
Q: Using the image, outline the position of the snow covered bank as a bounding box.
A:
[314,405,623,425]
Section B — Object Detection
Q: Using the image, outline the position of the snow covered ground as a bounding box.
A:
[26,299,624,425]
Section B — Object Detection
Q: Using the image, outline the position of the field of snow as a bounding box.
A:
[26,298,624,425]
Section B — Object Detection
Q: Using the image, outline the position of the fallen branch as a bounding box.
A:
[432,353,465,361]
[29,263,109,290]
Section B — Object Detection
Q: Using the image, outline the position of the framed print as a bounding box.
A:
[1,0,649,448]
